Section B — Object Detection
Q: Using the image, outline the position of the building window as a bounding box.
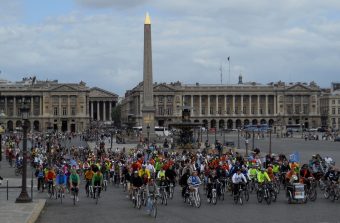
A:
[71,107,76,116]
[158,107,164,115]
[167,96,172,103]
[62,97,67,104]
[62,107,67,116]
[332,100,336,104]
[53,107,58,116]
[210,107,214,115]
[338,100,340,104]
[167,107,172,115]
[70,96,77,104]
[158,96,164,104]
[201,107,205,115]
[332,107,336,115]
[332,118,336,125]
[218,107,222,115]
[243,106,247,114]
[52,96,58,104]
[234,106,238,114]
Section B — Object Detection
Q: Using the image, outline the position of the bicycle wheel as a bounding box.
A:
[239,191,244,205]
[324,189,330,199]
[309,188,317,202]
[195,192,201,208]
[96,192,99,205]
[137,195,142,209]
[257,191,263,203]
[151,203,157,218]
[212,190,217,205]
[271,191,277,202]
[245,190,249,202]
[234,194,238,204]
[265,190,271,205]
[169,186,174,199]
[73,192,76,206]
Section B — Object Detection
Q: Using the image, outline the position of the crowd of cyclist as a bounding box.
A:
[3,130,340,209]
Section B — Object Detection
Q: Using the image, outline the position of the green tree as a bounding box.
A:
[112,104,121,128]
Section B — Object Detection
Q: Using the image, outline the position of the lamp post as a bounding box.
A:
[252,130,255,150]
[269,128,272,156]
[0,110,6,162]
[214,127,217,144]
[16,100,32,203]
[237,128,240,150]
[245,134,249,156]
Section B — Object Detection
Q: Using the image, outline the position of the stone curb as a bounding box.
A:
[26,199,46,223]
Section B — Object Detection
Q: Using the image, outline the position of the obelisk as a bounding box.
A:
[142,13,155,143]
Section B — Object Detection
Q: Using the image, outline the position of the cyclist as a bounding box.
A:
[92,167,103,199]
[187,170,201,191]
[46,167,56,195]
[55,170,67,197]
[146,178,159,214]
[138,165,151,180]
[299,164,313,188]
[206,170,219,203]
[84,166,95,195]
[180,168,191,197]
[232,168,247,198]
[131,171,143,200]
[69,167,80,202]
[257,168,271,185]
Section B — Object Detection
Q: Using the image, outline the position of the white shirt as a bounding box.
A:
[232,173,247,184]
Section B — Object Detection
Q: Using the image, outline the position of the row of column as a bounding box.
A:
[186,94,276,116]
[90,101,113,121]
[1,96,42,117]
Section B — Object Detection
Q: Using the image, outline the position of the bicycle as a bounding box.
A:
[148,193,158,218]
[257,183,272,205]
[15,166,23,176]
[186,183,201,208]
[93,186,102,205]
[70,187,78,206]
[169,182,175,199]
[233,183,245,205]
[159,185,168,206]
[304,177,317,202]
[47,181,55,199]
[132,187,142,209]
[55,185,64,204]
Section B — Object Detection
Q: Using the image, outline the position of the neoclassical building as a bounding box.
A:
[0,77,118,132]
[320,83,340,130]
[121,77,322,131]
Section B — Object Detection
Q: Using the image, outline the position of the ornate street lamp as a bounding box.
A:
[147,124,150,145]
[0,110,6,161]
[16,100,32,203]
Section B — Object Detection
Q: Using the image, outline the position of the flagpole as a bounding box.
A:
[228,57,231,84]
[220,63,223,85]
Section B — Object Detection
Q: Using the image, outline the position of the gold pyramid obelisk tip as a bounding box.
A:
[145,12,151,25]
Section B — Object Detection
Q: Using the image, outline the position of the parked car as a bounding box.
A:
[334,137,340,142]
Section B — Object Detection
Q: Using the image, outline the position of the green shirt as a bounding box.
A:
[257,171,270,183]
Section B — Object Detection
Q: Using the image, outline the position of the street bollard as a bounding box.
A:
[6,180,8,201]
[31,172,34,201]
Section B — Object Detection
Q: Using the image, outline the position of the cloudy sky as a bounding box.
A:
[0,0,339,96]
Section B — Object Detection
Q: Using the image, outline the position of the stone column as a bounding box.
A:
[67,96,70,117]
[103,101,106,121]
[13,97,16,117]
[5,97,7,115]
[190,95,194,115]
[274,95,277,115]
[265,95,269,115]
[293,96,296,114]
[224,95,227,114]
[109,101,112,121]
[31,97,34,117]
[233,95,235,114]
[97,101,100,121]
[216,95,219,115]
[199,95,202,116]
[249,95,252,115]
[257,95,260,115]
[91,101,94,119]
[59,96,62,117]
[241,95,244,115]
[39,96,42,116]
[207,95,210,116]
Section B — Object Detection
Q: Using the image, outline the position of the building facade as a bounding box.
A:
[0,77,118,132]
[121,78,322,132]
[320,83,340,130]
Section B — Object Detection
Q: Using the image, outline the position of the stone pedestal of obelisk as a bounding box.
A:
[142,13,156,143]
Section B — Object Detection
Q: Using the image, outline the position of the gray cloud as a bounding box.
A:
[0,1,340,95]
